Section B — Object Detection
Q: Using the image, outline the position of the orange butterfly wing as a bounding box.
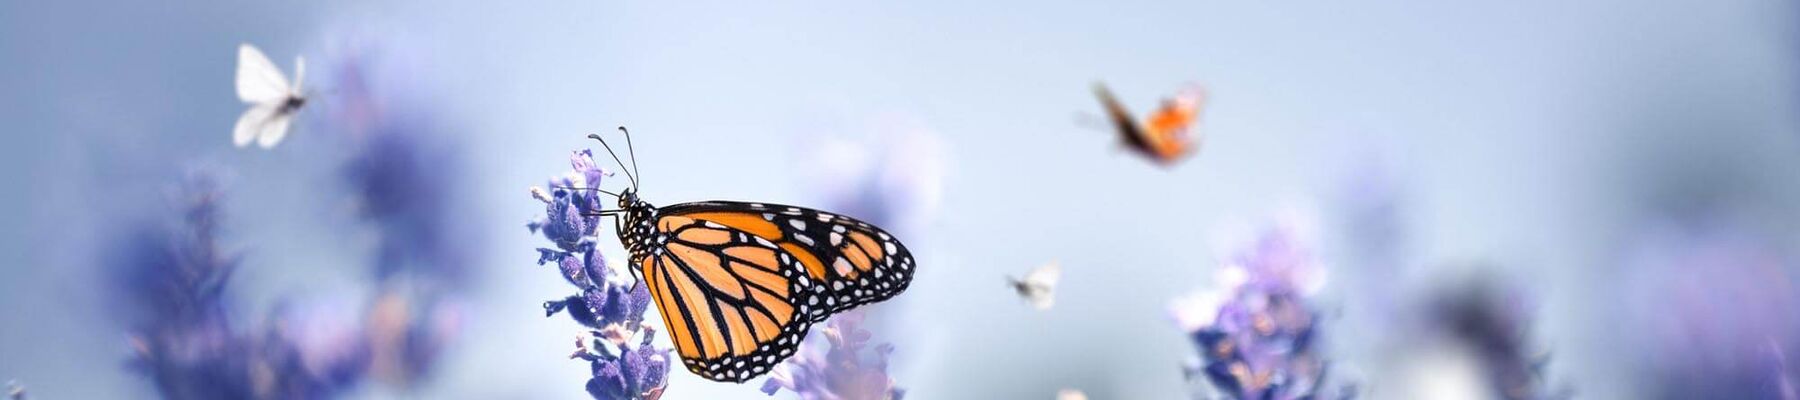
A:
[635,201,915,382]
[1093,83,1203,165]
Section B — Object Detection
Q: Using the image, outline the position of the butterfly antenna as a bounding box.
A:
[586,133,639,188]
[582,209,627,218]
[618,126,641,189]
[551,185,620,198]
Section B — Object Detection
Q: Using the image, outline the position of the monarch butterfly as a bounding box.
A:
[1092,82,1205,165]
[580,128,916,383]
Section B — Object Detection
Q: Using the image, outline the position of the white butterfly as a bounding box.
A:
[1056,389,1088,400]
[1008,262,1062,311]
[234,43,306,149]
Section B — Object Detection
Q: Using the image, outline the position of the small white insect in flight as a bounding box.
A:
[1056,389,1088,400]
[233,43,306,149]
[1008,261,1062,311]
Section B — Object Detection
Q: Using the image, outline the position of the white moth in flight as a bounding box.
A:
[1008,261,1062,311]
[233,43,306,149]
[1056,389,1088,400]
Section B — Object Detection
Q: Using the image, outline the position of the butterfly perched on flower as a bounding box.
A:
[574,128,917,383]
[233,43,307,149]
[1092,82,1205,165]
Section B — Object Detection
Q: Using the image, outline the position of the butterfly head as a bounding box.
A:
[614,188,658,251]
[617,188,651,212]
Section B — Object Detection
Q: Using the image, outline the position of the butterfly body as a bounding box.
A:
[279,96,308,115]
[613,189,915,382]
[1093,83,1204,165]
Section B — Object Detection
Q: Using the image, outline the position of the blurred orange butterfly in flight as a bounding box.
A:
[581,128,916,383]
[1092,83,1206,166]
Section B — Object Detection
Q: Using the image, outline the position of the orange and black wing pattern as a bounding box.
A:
[632,201,915,382]
[1094,83,1204,165]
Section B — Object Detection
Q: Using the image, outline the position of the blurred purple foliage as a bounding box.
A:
[1423,277,1568,400]
[759,312,905,400]
[1168,222,1353,400]
[317,35,477,387]
[1618,217,1799,399]
[107,170,370,399]
[798,124,945,239]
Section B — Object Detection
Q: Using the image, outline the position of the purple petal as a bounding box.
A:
[586,360,630,400]
[625,282,652,322]
[560,254,592,289]
[760,379,785,396]
[583,248,609,286]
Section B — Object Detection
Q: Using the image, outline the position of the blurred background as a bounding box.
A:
[3,0,1799,399]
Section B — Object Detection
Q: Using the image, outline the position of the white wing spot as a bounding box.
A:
[832,257,852,275]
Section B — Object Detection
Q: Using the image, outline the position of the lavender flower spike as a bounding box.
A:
[110,169,371,399]
[1168,223,1352,400]
[760,311,906,400]
[530,148,668,399]
[1426,277,1569,400]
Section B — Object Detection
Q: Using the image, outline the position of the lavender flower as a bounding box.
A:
[529,149,609,253]
[108,170,368,399]
[264,298,372,395]
[317,36,479,387]
[1424,277,1567,400]
[7,380,24,400]
[576,327,671,400]
[1617,219,1799,399]
[1168,223,1351,400]
[1772,341,1798,400]
[529,149,669,400]
[759,311,905,400]
[110,171,254,399]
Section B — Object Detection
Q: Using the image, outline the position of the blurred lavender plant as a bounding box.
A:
[1167,223,1352,400]
[1423,277,1568,400]
[795,121,944,371]
[1617,218,1799,399]
[799,122,945,239]
[7,380,23,400]
[108,170,369,399]
[529,149,670,400]
[315,36,475,387]
[1772,341,1799,400]
[759,312,905,400]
